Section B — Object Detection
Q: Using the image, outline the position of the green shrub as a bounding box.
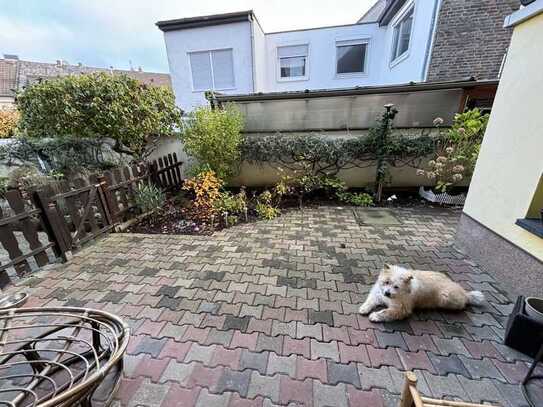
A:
[337,191,374,206]
[0,109,19,139]
[255,190,280,220]
[181,104,244,180]
[214,189,247,215]
[134,182,165,213]
[16,73,182,159]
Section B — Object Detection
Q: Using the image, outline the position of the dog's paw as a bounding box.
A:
[359,304,372,315]
[369,311,385,322]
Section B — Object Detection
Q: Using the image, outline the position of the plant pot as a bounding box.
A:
[525,297,543,325]
[418,186,466,206]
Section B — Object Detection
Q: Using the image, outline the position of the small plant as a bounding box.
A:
[214,188,247,215]
[337,191,374,206]
[255,190,280,220]
[134,182,165,213]
[182,169,223,222]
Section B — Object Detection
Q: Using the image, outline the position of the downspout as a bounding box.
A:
[249,14,257,92]
[421,0,442,81]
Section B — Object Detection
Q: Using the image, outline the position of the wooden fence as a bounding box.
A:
[0,152,183,288]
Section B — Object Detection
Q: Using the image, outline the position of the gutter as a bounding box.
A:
[214,78,499,103]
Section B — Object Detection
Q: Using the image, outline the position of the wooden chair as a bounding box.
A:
[400,372,500,407]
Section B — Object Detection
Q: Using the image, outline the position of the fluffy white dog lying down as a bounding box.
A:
[359,264,485,322]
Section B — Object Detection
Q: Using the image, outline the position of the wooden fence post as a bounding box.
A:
[32,190,72,262]
[97,175,118,225]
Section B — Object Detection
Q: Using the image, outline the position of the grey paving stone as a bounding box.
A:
[313,380,348,407]
[128,380,169,406]
[184,343,213,364]
[357,364,394,391]
[195,388,231,407]
[308,310,333,325]
[421,372,469,400]
[134,336,168,358]
[223,315,250,332]
[256,334,283,354]
[267,353,296,377]
[456,375,504,405]
[159,360,193,384]
[428,353,470,377]
[247,371,280,402]
[311,339,339,362]
[240,349,268,375]
[432,337,469,356]
[327,361,361,387]
[215,368,252,397]
[459,355,506,381]
[375,331,408,351]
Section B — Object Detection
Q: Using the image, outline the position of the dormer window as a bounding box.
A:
[391,7,414,63]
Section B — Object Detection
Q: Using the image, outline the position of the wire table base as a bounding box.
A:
[0,307,130,406]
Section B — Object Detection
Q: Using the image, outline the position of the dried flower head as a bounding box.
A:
[452,173,463,182]
[445,146,454,154]
[452,165,465,173]
[457,127,466,134]
[436,156,447,163]
[433,117,444,126]
[416,169,425,176]
[428,160,436,167]
[427,171,436,179]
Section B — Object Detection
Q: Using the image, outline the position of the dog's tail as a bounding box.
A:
[467,290,485,306]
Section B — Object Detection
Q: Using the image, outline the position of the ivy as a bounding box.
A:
[241,129,437,176]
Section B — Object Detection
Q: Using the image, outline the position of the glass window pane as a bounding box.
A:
[211,49,235,89]
[280,56,306,77]
[336,44,366,74]
[392,9,413,60]
[189,52,212,90]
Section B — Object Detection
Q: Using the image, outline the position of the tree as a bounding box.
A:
[16,72,182,159]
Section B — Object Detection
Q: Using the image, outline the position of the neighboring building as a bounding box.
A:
[456,0,543,298]
[0,55,172,108]
[157,0,518,111]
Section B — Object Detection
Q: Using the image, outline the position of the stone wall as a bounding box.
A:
[426,0,519,81]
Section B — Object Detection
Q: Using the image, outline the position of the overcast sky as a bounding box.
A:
[0,0,378,73]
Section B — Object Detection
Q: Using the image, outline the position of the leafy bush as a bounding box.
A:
[134,182,165,213]
[337,191,374,206]
[255,190,280,220]
[0,109,19,139]
[182,169,223,222]
[16,73,182,159]
[181,104,244,180]
[416,109,488,193]
[5,166,62,190]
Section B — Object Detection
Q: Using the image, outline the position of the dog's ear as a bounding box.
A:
[384,263,393,270]
[403,274,414,284]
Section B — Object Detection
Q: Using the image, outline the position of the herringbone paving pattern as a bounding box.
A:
[9,207,536,406]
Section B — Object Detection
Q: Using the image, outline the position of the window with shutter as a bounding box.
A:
[188,49,235,91]
[277,45,309,80]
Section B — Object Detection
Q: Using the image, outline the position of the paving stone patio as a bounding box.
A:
[7,206,540,406]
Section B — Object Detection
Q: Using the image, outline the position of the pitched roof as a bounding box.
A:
[358,0,388,23]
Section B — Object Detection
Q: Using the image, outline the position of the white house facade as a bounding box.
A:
[157,0,517,111]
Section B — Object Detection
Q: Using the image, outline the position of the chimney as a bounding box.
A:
[138,66,143,72]
[77,62,82,67]
[56,60,62,67]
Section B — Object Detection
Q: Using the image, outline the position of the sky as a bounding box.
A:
[0,0,378,73]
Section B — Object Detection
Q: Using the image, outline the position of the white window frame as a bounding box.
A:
[276,43,310,82]
[335,38,370,78]
[188,48,236,92]
[390,3,415,67]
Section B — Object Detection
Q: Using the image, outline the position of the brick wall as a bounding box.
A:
[426,0,519,82]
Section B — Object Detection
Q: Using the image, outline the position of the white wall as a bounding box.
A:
[163,21,254,112]
[162,0,439,109]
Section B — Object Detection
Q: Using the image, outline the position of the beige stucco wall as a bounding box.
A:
[463,12,543,261]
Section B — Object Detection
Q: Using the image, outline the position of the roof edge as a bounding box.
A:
[156,10,254,32]
[214,78,499,102]
[379,0,408,26]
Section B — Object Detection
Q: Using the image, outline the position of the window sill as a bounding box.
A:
[389,52,409,69]
[192,87,237,93]
[516,218,543,238]
[277,77,309,83]
[335,72,367,79]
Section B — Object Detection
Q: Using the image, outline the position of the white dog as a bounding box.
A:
[359,264,485,322]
